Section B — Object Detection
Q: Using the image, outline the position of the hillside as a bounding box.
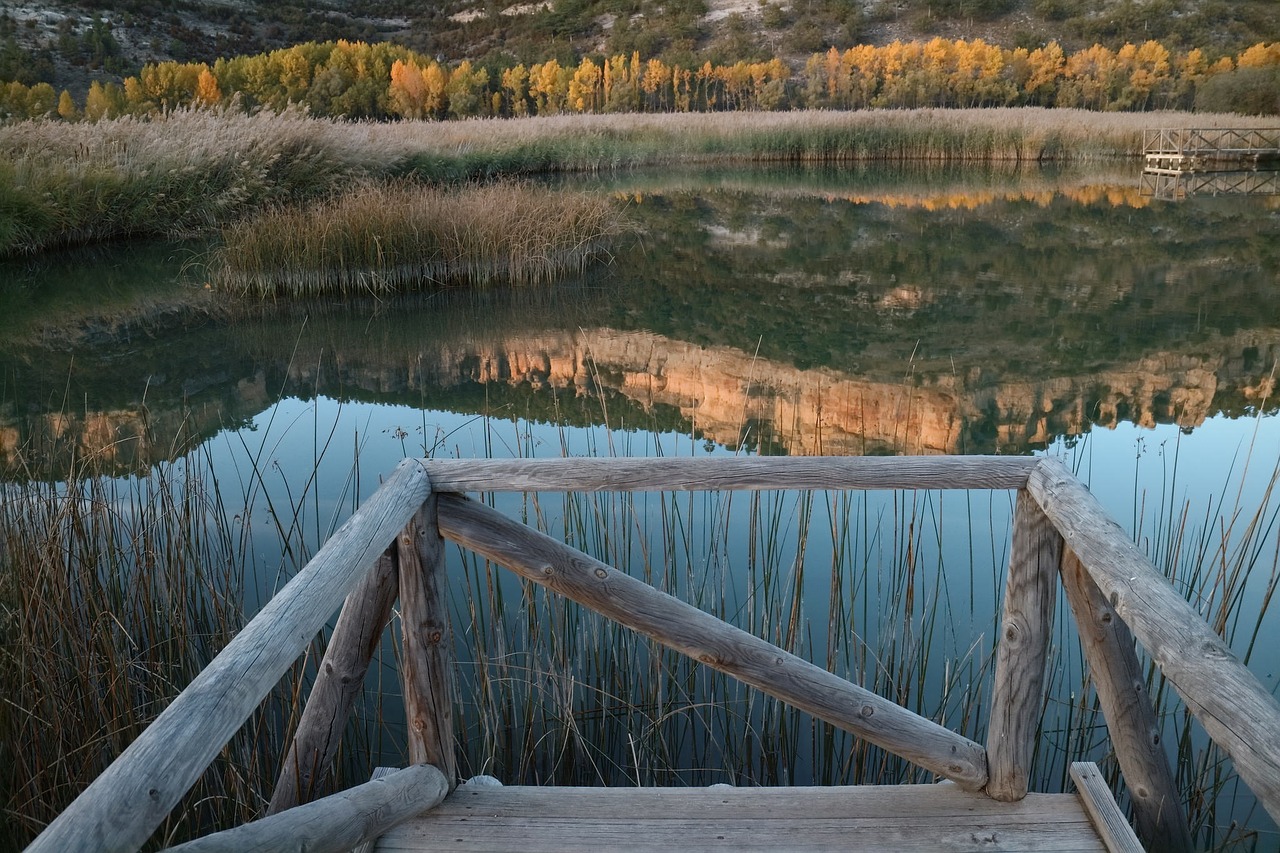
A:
[2,0,1277,96]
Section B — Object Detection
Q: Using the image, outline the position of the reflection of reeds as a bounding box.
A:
[213,182,627,298]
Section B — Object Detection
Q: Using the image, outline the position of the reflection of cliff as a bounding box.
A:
[2,324,1275,474]
[308,327,1278,456]
[426,331,961,455]
[0,398,236,476]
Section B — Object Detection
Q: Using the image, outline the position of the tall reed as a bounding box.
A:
[0,431,360,849]
[4,405,1277,850]
[1,106,1263,257]
[212,182,627,297]
[0,460,274,849]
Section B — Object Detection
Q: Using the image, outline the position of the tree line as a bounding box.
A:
[2,37,1277,122]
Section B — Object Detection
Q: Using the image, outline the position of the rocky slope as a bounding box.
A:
[2,0,1276,96]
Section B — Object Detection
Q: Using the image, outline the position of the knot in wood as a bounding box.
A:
[594,568,608,579]
[859,705,874,718]
[541,565,554,577]
[429,630,443,644]
[1003,622,1021,643]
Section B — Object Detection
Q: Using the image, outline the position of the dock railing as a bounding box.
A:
[28,456,1280,852]
[1143,127,1280,173]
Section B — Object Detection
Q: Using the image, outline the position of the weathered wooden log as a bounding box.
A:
[1029,457,1280,824]
[267,546,401,816]
[422,456,1037,494]
[1069,762,1144,853]
[165,764,448,853]
[29,459,432,853]
[1060,548,1193,852]
[398,494,458,785]
[435,493,989,790]
[985,490,1061,801]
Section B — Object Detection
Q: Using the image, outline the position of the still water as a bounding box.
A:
[2,164,1278,845]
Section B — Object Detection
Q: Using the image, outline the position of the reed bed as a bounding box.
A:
[213,182,627,297]
[450,482,1004,788]
[0,106,1262,258]
[0,460,298,850]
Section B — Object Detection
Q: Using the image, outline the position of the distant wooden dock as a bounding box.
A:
[1143,127,1280,174]
[29,456,1280,853]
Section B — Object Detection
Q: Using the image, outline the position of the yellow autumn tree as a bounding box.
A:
[641,58,669,111]
[529,58,568,114]
[568,57,602,112]
[1024,41,1065,105]
[195,68,222,105]
[389,58,429,118]
[1237,43,1280,68]
[501,63,530,116]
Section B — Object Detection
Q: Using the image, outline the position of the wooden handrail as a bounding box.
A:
[421,455,1038,494]
[267,545,401,815]
[1059,548,1192,851]
[165,764,449,853]
[28,459,433,853]
[1028,457,1280,824]
[435,492,991,790]
[34,454,1280,850]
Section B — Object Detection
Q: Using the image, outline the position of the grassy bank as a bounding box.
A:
[0,106,1264,259]
[214,182,626,297]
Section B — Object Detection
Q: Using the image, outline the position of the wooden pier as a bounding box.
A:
[28,456,1280,853]
[1143,127,1280,174]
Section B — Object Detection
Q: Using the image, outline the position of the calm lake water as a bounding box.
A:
[2,164,1278,845]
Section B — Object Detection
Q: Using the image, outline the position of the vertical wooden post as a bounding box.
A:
[1060,548,1193,852]
[986,490,1061,801]
[398,491,458,786]
[267,546,401,815]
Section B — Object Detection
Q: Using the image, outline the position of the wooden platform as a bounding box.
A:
[372,780,1128,852]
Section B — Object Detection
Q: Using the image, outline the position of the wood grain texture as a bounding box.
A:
[375,784,1106,852]
[1060,549,1192,852]
[398,495,458,785]
[28,459,432,853]
[435,493,989,790]
[1069,763,1144,853]
[350,767,400,853]
[167,764,448,853]
[422,456,1038,494]
[986,491,1061,801]
[1028,457,1280,824]
[268,546,401,815]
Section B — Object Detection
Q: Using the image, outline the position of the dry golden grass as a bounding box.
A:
[213,181,627,297]
[0,105,1264,258]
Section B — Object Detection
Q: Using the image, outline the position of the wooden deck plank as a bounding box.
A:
[374,785,1108,853]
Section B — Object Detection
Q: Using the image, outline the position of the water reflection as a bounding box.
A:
[1,165,1277,477]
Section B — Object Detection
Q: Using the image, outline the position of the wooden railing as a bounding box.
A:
[28,456,1280,852]
[1144,127,1280,156]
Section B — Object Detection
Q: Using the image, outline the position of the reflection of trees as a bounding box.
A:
[1,180,1277,476]
[612,185,1280,383]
